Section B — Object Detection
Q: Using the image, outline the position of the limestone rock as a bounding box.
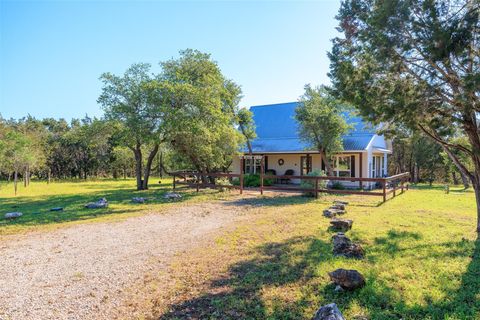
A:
[330,219,353,231]
[334,200,349,206]
[85,198,108,209]
[323,209,337,218]
[50,207,64,212]
[313,303,345,320]
[164,192,182,199]
[329,268,365,290]
[5,212,22,219]
[331,204,346,211]
[131,197,146,203]
[332,233,364,259]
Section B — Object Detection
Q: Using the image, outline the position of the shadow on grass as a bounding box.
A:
[160,236,332,319]
[0,184,215,229]
[159,231,480,319]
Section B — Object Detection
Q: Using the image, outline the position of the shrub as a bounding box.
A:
[331,181,346,190]
[232,174,274,187]
[300,169,326,197]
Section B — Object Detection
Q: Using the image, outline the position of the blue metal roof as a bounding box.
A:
[246,102,375,153]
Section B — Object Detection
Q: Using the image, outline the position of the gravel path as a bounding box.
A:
[0,198,254,320]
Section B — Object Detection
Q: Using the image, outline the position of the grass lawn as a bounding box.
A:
[1,180,478,319]
[0,178,225,236]
[140,185,479,320]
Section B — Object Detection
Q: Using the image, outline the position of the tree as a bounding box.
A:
[329,0,480,232]
[98,63,165,190]
[295,85,351,176]
[441,135,474,188]
[159,49,244,176]
[112,146,135,179]
[3,130,33,195]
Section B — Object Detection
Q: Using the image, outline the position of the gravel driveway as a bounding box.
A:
[0,198,253,320]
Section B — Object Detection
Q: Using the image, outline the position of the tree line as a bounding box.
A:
[0,49,255,192]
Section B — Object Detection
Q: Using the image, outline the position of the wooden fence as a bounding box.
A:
[172,171,410,203]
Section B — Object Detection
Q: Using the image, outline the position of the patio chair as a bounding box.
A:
[280,169,294,184]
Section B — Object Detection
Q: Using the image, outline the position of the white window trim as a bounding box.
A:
[333,155,352,178]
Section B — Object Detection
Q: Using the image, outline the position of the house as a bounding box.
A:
[231,102,392,188]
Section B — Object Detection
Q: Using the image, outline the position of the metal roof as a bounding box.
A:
[246,102,376,153]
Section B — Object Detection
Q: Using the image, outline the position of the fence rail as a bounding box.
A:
[172,171,410,203]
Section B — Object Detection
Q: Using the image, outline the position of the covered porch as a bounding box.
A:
[232,150,391,190]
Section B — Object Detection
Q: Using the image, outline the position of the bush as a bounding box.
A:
[300,169,326,197]
[331,181,346,190]
[232,174,274,187]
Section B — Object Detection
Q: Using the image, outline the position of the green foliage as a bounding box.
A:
[329,0,480,228]
[158,49,244,173]
[295,85,352,175]
[232,174,274,187]
[330,181,346,190]
[236,108,256,154]
[295,85,351,156]
[300,169,326,196]
[98,63,163,190]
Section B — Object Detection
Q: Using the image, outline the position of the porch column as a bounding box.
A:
[367,149,372,178]
[383,153,388,177]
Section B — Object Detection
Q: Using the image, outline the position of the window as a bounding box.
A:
[371,156,384,178]
[244,158,262,174]
[301,156,312,176]
[334,156,351,177]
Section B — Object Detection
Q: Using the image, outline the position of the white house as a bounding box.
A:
[231,102,392,188]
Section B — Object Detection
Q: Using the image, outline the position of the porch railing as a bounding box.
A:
[171,171,410,203]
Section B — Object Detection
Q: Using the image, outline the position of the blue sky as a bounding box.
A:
[0,0,341,120]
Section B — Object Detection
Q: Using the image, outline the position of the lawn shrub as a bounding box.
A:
[300,169,326,196]
[331,181,346,190]
[232,174,274,187]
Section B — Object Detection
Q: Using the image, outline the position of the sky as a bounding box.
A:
[0,0,341,120]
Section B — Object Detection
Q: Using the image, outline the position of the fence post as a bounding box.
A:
[393,179,396,197]
[239,156,244,195]
[315,178,319,199]
[382,179,386,202]
[260,156,264,195]
[173,174,176,190]
[401,177,404,193]
[196,173,199,192]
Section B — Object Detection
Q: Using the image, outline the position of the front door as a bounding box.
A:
[300,155,312,176]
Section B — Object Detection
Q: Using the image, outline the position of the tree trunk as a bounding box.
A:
[142,144,160,190]
[473,179,480,233]
[14,170,18,195]
[452,171,459,185]
[123,167,127,180]
[48,169,51,184]
[320,152,334,176]
[461,172,470,189]
[24,170,27,187]
[133,143,143,191]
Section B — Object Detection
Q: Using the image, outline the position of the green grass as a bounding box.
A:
[1,180,478,319]
[158,185,479,320]
[0,178,226,235]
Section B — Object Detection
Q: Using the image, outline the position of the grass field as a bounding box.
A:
[147,185,479,320]
[1,180,478,319]
[0,178,225,235]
